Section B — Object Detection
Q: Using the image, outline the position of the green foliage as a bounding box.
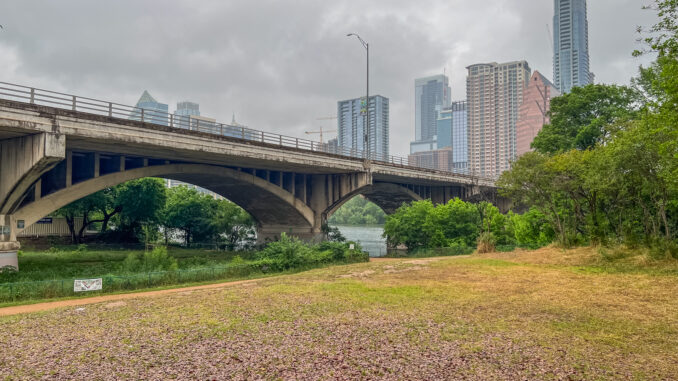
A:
[162,186,218,245]
[257,233,369,270]
[383,199,519,252]
[321,224,346,242]
[328,196,386,225]
[476,232,496,254]
[498,4,678,254]
[213,199,256,250]
[531,84,640,155]
[384,200,438,250]
[510,208,555,248]
[115,178,167,239]
[257,233,314,270]
[122,246,178,273]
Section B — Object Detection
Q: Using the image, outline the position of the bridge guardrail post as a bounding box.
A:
[141,108,145,123]
[279,135,282,146]
[30,88,35,104]
[72,95,76,111]
[261,131,264,143]
[295,138,299,149]
[108,102,112,117]
[241,127,245,139]
[169,114,173,127]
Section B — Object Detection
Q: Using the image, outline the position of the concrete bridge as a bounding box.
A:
[0,83,501,268]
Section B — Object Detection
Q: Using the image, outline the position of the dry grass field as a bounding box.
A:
[0,247,677,380]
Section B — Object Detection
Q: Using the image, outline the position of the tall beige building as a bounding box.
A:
[466,61,531,178]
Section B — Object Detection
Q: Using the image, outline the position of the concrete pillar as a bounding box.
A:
[65,151,73,187]
[93,153,100,178]
[34,179,42,200]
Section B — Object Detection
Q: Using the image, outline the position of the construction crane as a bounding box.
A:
[306,116,337,143]
[305,125,337,144]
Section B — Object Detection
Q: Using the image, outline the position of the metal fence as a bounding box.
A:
[0,81,492,181]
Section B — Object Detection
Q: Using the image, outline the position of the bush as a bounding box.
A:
[122,246,178,273]
[476,232,496,254]
[257,233,314,270]
[258,234,369,270]
[649,239,678,260]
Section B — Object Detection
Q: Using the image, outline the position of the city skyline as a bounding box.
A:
[0,0,657,157]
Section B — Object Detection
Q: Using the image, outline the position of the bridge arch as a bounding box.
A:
[13,163,315,237]
[323,182,424,220]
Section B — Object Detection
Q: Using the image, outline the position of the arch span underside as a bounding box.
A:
[323,182,424,219]
[13,164,316,238]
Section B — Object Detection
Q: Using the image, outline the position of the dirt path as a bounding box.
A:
[0,278,261,317]
[0,258,407,317]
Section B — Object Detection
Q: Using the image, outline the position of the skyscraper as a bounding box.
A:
[130,90,169,126]
[174,101,200,117]
[337,95,389,160]
[436,100,468,173]
[467,61,531,178]
[553,0,593,93]
[516,71,560,156]
[411,74,450,153]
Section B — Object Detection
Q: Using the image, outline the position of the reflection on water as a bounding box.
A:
[332,225,386,257]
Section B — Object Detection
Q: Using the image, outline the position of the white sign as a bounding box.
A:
[74,278,102,292]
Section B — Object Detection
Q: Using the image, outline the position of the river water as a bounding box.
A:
[332,225,387,257]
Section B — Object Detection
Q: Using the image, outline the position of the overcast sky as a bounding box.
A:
[0,1,658,156]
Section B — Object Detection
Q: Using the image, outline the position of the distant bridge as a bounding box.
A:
[0,82,502,265]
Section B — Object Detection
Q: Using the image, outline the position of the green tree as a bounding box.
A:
[55,191,110,244]
[162,186,217,245]
[213,199,256,250]
[114,178,167,241]
[383,200,436,250]
[328,196,386,226]
[531,84,639,154]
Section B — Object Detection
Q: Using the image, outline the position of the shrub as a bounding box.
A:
[122,246,178,273]
[649,239,678,260]
[476,232,496,254]
[316,241,350,261]
[257,233,314,270]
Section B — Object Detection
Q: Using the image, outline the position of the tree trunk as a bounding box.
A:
[65,216,76,244]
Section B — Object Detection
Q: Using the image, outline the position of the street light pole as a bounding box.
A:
[347,33,369,159]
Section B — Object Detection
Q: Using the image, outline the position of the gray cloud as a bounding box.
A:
[0,0,658,156]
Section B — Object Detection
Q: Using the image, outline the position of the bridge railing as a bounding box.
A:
[0,81,493,183]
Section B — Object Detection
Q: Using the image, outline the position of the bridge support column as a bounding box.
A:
[0,132,66,215]
[0,214,19,270]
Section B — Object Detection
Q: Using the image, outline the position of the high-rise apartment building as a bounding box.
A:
[411,74,450,153]
[436,100,468,173]
[516,71,560,156]
[553,0,593,93]
[337,95,389,160]
[467,61,531,178]
[130,90,169,126]
[408,148,453,172]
